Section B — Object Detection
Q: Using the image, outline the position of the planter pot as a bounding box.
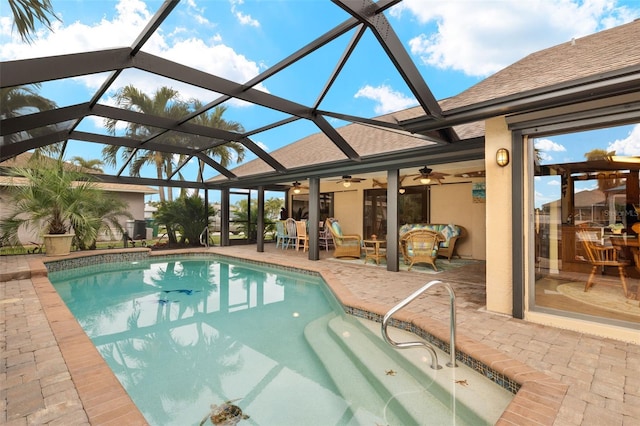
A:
[43,234,74,257]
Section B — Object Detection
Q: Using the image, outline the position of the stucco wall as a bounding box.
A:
[332,189,363,236]
[431,182,486,260]
[485,116,513,315]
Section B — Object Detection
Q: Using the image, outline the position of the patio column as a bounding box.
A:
[257,186,265,252]
[386,169,399,272]
[221,188,230,246]
[308,177,320,260]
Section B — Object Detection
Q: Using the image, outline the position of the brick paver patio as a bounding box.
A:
[1,245,639,425]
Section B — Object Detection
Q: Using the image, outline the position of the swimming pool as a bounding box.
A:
[49,256,512,425]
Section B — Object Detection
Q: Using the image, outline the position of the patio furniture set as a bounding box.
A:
[325,218,466,271]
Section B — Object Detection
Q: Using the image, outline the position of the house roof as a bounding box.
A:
[214,106,485,181]
[0,153,157,195]
[402,20,640,134]
[444,20,640,111]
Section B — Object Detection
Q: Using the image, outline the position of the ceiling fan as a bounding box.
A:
[291,181,308,193]
[410,166,449,184]
[334,175,365,187]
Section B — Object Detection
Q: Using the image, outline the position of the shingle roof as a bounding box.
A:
[0,153,157,194]
[444,19,640,111]
[216,107,484,179]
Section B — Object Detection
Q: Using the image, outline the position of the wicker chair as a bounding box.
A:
[325,218,362,259]
[400,229,443,271]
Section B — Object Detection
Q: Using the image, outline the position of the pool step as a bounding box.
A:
[305,313,456,425]
[304,313,395,425]
[325,315,456,425]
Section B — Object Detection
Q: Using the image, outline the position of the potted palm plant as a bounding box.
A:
[0,158,100,256]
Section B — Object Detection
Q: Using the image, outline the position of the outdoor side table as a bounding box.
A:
[363,239,386,265]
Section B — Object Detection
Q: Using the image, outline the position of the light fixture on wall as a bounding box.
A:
[399,187,406,194]
[496,148,510,167]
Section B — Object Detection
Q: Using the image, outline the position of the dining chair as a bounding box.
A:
[319,224,334,251]
[275,220,287,249]
[283,218,297,249]
[295,220,309,252]
[578,230,630,298]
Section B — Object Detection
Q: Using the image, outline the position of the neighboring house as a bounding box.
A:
[0,153,157,244]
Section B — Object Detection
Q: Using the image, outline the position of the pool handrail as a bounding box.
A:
[381,280,457,369]
[199,226,209,247]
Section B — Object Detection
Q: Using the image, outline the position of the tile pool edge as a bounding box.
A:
[36,248,567,425]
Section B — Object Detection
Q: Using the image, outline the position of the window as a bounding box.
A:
[532,124,640,328]
[363,187,429,239]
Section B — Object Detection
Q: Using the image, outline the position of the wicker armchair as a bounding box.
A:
[400,229,443,271]
[325,218,362,259]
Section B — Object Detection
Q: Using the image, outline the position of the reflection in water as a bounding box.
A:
[50,258,337,425]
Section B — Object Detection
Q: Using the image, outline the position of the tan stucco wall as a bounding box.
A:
[431,182,486,260]
[485,116,513,315]
[332,189,363,236]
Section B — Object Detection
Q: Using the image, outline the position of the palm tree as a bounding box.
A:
[584,148,623,193]
[1,84,58,144]
[74,192,132,250]
[191,102,246,167]
[70,156,105,173]
[0,159,100,252]
[103,86,190,202]
[7,0,59,43]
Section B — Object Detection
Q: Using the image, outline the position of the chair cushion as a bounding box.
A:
[330,220,343,237]
[439,225,460,248]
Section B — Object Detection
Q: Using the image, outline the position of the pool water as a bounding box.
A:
[49,257,512,425]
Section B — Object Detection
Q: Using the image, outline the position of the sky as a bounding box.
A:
[1,0,639,203]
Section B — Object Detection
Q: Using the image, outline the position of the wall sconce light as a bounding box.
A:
[496,148,510,167]
[399,187,406,194]
[342,181,351,188]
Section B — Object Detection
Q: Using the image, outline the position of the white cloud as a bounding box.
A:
[354,84,417,114]
[0,0,154,60]
[607,124,640,155]
[0,0,265,107]
[230,0,260,27]
[548,180,561,186]
[534,138,566,162]
[535,138,566,152]
[392,0,637,77]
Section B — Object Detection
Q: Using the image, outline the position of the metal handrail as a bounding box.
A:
[381,280,457,370]
[199,226,209,247]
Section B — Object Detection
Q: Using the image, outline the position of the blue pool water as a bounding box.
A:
[49,256,512,425]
